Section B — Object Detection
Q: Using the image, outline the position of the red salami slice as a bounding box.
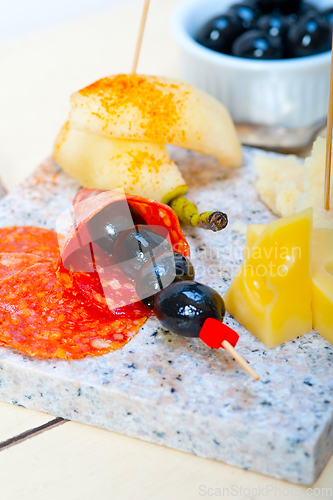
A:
[57,189,190,314]
[72,189,190,257]
[58,238,152,317]
[0,262,146,359]
[0,227,62,260]
[0,253,46,282]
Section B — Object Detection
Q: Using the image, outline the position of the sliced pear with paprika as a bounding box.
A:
[69,74,242,169]
[54,125,229,231]
[53,122,187,202]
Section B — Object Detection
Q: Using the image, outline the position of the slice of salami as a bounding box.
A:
[0,253,46,282]
[0,262,146,359]
[0,227,62,260]
[57,239,152,317]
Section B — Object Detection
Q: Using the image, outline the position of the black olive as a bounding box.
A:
[286,11,332,58]
[322,7,333,26]
[173,252,195,281]
[256,13,292,40]
[228,2,260,29]
[135,252,195,309]
[154,281,225,338]
[113,225,172,280]
[196,13,245,54]
[232,29,283,59]
[257,0,301,15]
[87,201,145,254]
[299,2,319,16]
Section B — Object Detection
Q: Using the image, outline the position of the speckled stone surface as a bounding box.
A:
[0,149,332,485]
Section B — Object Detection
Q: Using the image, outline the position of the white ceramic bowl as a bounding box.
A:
[170,0,333,141]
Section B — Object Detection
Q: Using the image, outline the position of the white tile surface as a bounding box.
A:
[0,0,133,44]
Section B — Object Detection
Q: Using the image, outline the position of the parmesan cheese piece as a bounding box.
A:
[296,138,333,229]
[254,138,333,229]
[254,154,304,217]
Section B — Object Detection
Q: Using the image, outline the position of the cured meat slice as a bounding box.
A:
[0,262,146,359]
[57,189,190,314]
[0,253,46,282]
[0,227,62,260]
[58,239,152,317]
[72,188,190,258]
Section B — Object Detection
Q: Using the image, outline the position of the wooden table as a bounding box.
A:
[0,1,332,497]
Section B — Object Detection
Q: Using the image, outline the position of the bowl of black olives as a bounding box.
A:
[170,0,333,149]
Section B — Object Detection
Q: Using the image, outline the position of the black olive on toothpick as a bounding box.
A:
[154,281,260,381]
[135,252,195,309]
[113,225,172,280]
[87,201,145,254]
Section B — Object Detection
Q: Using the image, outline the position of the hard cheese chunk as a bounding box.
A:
[245,224,333,345]
[311,229,333,343]
[254,138,333,229]
[254,154,304,218]
[296,138,333,229]
[224,210,313,348]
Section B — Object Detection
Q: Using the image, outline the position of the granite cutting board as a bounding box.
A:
[0,147,332,485]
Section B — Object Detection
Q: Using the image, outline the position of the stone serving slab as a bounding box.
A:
[0,147,332,485]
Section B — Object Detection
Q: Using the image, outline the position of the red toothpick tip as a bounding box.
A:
[199,318,239,349]
[199,318,260,381]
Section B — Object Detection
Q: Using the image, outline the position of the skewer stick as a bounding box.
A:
[222,340,260,381]
[131,0,151,74]
[324,34,333,211]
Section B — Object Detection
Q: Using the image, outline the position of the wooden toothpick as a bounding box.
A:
[324,34,333,211]
[222,341,260,381]
[132,0,151,74]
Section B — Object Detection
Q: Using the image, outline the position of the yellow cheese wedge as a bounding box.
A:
[309,229,333,343]
[245,224,333,345]
[244,223,265,259]
[224,210,313,348]
[69,74,242,168]
[53,122,187,203]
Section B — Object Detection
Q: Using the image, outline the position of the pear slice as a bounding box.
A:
[53,122,187,203]
[69,74,242,169]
